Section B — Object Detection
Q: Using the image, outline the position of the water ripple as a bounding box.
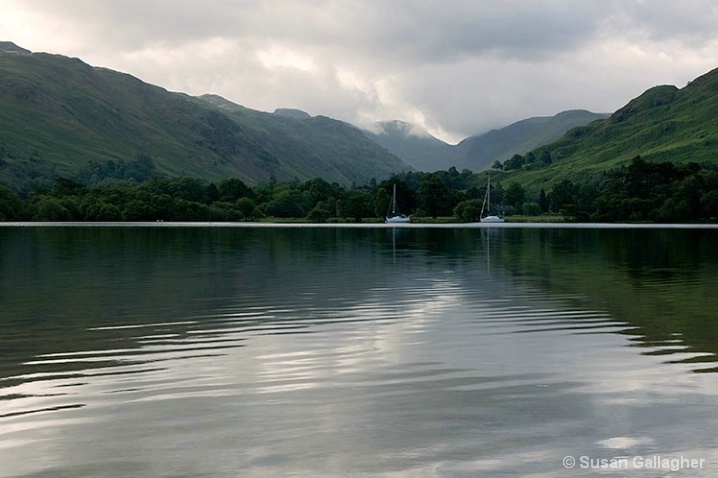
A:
[2,227,718,477]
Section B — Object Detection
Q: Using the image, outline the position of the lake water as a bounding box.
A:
[1,224,717,477]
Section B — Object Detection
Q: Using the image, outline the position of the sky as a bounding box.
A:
[2,0,718,144]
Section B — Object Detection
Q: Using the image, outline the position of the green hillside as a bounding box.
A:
[504,110,611,158]
[200,95,410,186]
[456,110,609,171]
[0,46,408,191]
[496,68,718,192]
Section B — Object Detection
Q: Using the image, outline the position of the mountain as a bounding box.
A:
[498,67,718,191]
[362,111,608,173]
[199,95,410,185]
[272,108,312,120]
[0,41,31,54]
[454,110,609,171]
[0,46,408,191]
[361,120,461,172]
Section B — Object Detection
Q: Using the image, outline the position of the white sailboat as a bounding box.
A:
[385,184,411,224]
[480,176,505,223]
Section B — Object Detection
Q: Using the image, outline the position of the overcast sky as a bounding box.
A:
[2,0,718,143]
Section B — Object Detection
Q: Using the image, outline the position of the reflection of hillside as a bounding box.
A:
[3,225,715,383]
[0,226,489,378]
[494,228,718,372]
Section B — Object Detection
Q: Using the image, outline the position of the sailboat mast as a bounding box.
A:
[480,176,489,217]
[479,173,505,223]
[392,184,397,214]
[487,176,491,212]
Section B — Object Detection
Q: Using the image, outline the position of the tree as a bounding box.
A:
[51,177,86,197]
[378,178,415,215]
[236,197,257,219]
[149,194,175,221]
[539,150,552,167]
[307,202,333,222]
[538,188,549,213]
[303,178,336,203]
[453,199,483,222]
[163,198,209,221]
[503,154,525,171]
[523,152,536,166]
[168,178,208,203]
[417,173,454,218]
[549,179,577,213]
[0,183,23,220]
[373,187,391,218]
[205,183,220,204]
[123,200,153,221]
[504,182,526,210]
[218,178,254,202]
[265,189,308,218]
[338,190,371,222]
[96,203,123,221]
[522,203,541,216]
[32,197,72,221]
[701,190,718,218]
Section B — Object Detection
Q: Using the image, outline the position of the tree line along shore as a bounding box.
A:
[2,157,718,223]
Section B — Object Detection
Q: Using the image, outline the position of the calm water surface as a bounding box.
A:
[1,224,717,477]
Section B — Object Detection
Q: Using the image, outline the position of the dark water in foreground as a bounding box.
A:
[1,224,717,477]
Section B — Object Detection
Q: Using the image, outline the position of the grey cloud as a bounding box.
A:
[367,2,602,62]
[4,0,718,143]
[13,1,718,65]
[9,1,603,60]
[603,0,718,45]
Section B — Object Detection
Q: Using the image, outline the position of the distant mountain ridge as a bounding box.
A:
[200,94,411,185]
[0,46,409,191]
[272,108,312,120]
[4,41,716,198]
[0,41,31,54]
[457,110,609,170]
[495,66,718,191]
[361,120,461,172]
[362,110,608,172]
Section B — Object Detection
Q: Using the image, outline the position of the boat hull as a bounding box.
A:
[386,214,411,224]
[480,215,505,223]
